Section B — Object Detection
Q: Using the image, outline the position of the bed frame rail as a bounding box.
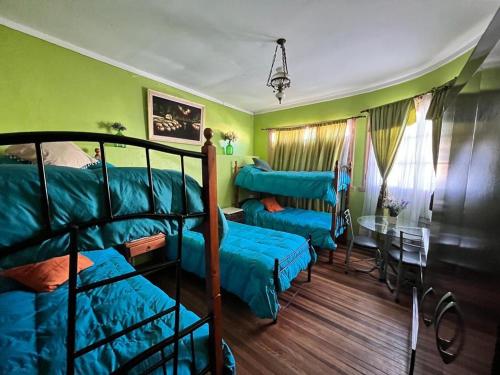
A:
[0,129,223,375]
[329,161,352,263]
[233,159,352,265]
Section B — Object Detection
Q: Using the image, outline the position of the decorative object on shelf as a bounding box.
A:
[221,131,237,155]
[147,89,205,145]
[266,38,291,104]
[111,122,127,148]
[383,196,409,225]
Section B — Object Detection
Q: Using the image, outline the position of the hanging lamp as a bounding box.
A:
[266,38,291,104]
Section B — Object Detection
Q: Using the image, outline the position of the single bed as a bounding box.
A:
[0,249,235,374]
[241,199,346,251]
[166,221,316,320]
[234,161,351,261]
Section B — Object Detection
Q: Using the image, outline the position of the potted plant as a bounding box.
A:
[111,122,127,148]
[221,131,237,155]
[383,196,409,225]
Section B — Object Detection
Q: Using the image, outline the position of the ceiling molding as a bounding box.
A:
[254,37,479,115]
[0,16,254,115]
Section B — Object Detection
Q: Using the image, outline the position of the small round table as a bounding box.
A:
[357,215,427,282]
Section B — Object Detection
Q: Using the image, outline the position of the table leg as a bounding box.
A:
[379,232,394,282]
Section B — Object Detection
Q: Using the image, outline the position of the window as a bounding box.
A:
[363,94,435,224]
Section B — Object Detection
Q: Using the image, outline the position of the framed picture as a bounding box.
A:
[147,89,205,145]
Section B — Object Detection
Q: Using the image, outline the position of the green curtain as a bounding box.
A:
[426,86,449,170]
[368,98,416,211]
[269,120,347,211]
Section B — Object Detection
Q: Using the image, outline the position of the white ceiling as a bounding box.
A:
[1,0,499,113]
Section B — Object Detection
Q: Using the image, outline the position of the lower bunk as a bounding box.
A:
[241,199,346,252]
[166,221,316,321]
[0,249,235,374]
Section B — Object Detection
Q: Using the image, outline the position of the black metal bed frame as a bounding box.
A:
[271,235,315,324]
[233,160,353,264]
[0,130,222,375]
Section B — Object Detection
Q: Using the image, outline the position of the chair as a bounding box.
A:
[344,209,380,274]
[386,230,426,302]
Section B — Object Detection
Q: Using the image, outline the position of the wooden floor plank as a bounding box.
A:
[153,245,413,374]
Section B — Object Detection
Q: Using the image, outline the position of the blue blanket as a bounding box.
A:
[166,221,315,319]
[0,165,225,269]
[235,165,351,205]
[242,199,346,251]
[0,249,235,374]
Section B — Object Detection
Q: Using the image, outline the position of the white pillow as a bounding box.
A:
[6,142,97,168]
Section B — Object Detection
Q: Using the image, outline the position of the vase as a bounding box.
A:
[387,215,398,226]
[225,142,234,155]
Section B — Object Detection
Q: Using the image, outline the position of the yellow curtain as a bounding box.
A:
[269,120,347,211]
[369,98,416,211]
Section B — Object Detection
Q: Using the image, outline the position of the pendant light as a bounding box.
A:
[266,38,291,104]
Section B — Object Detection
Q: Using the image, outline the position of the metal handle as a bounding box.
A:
[435,300,465,364]
[433,291,456,326]
[420,287,435,326]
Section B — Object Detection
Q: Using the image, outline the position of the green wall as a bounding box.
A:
[254,53,470,230]
[0,25,254,207]
[0,23,471,219]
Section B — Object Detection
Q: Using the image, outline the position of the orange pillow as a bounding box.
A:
[261,197,284,212]
[2,254,94,292]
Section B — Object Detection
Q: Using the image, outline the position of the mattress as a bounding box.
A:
[242,199,346,251]
[166,221,316,319]
[235,165,351,205]
[0,249,235,374]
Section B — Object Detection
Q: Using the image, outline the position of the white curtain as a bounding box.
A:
[363,94,435,224]
[340,118,355,166]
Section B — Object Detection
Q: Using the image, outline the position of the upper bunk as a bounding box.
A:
[234,163,351,206]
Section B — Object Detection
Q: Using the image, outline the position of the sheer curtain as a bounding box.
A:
[363,94,435,224]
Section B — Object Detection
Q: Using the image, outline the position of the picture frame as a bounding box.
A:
[147,89,205,145]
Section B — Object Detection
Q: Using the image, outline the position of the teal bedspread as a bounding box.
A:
[0,165,225,269]
[0,249,235,374]
[242,199,346,251]
[167,221,316,319]
[235,165,351,205]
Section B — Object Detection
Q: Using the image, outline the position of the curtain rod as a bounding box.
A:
[261,115,366,131]
[359,79,456,114]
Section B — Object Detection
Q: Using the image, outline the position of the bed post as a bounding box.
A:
[329,160,339,264]
[201,128,223,375]
[340,163,353,244]
[233,160,240,207]
[307,235,313,282]
[273,258,280,324]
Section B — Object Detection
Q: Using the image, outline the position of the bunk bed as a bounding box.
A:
[0,130,232,374]
[234,160,351,263]
[166,221,316,321]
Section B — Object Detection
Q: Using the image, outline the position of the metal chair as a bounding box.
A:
[344,209,380,274]
[386,230,426,302]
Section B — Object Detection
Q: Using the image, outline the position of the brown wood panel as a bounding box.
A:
[152,245,414,374]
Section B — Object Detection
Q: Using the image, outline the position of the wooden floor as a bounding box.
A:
[154,246,413,375]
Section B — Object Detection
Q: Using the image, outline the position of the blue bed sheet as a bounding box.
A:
[0,165,226,269]
[0,249,235,374]
[242,199,346,251]
[235,165,351,205]
[166,221,316,319]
